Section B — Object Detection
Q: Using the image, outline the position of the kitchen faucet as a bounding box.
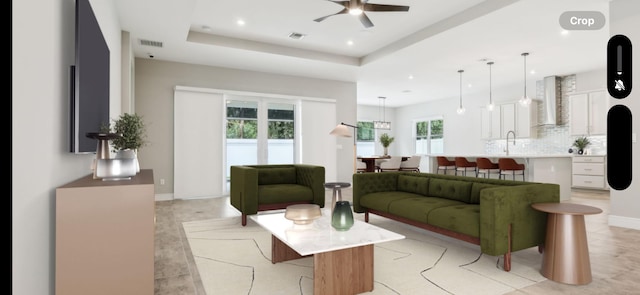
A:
[505,130,516,155]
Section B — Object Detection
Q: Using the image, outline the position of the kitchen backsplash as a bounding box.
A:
[485,74,607,156]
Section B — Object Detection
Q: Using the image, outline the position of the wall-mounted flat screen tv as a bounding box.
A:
[70,0,110,153]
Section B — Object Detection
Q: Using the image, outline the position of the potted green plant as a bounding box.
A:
[379,133,394,156]
[111,113,147,172]
[572,136,590,155]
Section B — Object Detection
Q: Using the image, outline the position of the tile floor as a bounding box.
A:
[154,188,640,295]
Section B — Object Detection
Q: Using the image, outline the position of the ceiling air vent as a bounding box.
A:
[288,32,306,40]
[139,39,163,48]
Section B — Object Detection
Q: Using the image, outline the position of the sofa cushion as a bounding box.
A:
[427,204,481,238]
[257,167,297,185]
[427,178,473,203]
[470,183,499,204]
[397,175,429,196]
[388,197,466,223]
[360,191,417,213]
[258,184,313,203]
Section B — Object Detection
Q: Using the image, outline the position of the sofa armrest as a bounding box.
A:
[294,164,326,208]
[479,183,560,256]
[352,172,399,213]
[230,166,259,215]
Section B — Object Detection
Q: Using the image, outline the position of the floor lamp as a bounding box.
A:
[330,122,357,174]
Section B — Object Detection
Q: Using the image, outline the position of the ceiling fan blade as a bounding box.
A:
[363,3,410,12]
[314,8,349,22]
[359,13,374,28]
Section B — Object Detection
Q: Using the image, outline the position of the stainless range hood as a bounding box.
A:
[538,76,563,126]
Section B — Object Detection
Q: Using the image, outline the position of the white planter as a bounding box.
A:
[116,149,140,173]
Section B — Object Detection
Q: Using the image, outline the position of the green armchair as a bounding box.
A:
[230,164,326,226]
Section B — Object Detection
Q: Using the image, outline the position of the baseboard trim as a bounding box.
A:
[155,193,174,201]
[609,214,640,230]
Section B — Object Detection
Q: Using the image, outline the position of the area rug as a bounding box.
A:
[183,213,546,295]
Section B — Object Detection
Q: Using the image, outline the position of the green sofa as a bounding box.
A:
[230,164,325,226]
[352,172,559,271]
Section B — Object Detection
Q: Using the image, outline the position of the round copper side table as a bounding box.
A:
[324,182,351,213]
[531,202,602,285]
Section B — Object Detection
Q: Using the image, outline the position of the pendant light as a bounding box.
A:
[373,96,391,129]
[487,61,495,111]
[457,70,466,115]
[519,52,532,107]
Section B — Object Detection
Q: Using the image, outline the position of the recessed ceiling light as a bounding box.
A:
[408,75,414,80]
[347,40,354,46]
[530,70,536,75]
[237,19,245,26]
[468,83,473,88]
[561,29,569,35]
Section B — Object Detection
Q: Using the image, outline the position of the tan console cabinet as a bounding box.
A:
[56,169,155,295]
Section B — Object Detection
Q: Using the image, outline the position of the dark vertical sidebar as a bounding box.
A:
[607,35,632,190]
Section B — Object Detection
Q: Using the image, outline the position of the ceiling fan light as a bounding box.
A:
[349,8,363,15]
[456,106,466,115]
[487,103,495,111]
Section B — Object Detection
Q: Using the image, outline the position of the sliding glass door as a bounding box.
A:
[225,98,296,182]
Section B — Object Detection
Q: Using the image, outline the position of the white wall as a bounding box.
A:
[12,0,122,294]
[609,0,640,230]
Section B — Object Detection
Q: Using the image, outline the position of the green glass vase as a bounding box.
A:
[331,201,354,231]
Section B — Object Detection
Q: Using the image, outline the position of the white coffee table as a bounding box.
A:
[250,209,404,295]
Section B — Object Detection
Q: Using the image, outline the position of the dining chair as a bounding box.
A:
[399,155,421,172]
[498,158,526,181]
[379,156,402,172]
[455,157,478,177]
[356,160,367,173]
[374,158,389,172]
[436,156,456,174]
[476,157,500,178]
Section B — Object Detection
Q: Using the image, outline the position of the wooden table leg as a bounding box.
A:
[271,235,307,263]
[313,244,374,295]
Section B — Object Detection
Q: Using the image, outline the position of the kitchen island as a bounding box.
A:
[426,154,572,201]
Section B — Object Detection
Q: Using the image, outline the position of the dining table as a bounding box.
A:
[357,156,409,173]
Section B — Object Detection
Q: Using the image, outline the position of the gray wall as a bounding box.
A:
[134,58,357,195]
[12,0,122,294]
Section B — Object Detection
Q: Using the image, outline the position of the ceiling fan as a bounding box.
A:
[314,0,410,28]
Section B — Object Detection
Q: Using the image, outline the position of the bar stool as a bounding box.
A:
[455,157,477,177]
[476,157,500,178]
[498,158,525,181]
[436,156,456,174]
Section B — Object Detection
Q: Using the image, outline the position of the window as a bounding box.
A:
[415,118,444,154]
[356,121,375,156]
[267,107,294,139]
[226,103,258,139]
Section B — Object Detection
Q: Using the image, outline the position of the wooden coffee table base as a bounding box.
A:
[271,235,374,295]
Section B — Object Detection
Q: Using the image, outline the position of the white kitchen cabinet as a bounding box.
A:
[572,156,608,190]
[481,102,537,139]
[480,107,501,139]
[570,90,608,136]
[501,103,516,138]
[516,100,538,138]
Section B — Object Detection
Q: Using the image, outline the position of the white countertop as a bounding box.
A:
[427,154,575,159]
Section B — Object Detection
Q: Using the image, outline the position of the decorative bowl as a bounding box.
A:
[285,204,322,225]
